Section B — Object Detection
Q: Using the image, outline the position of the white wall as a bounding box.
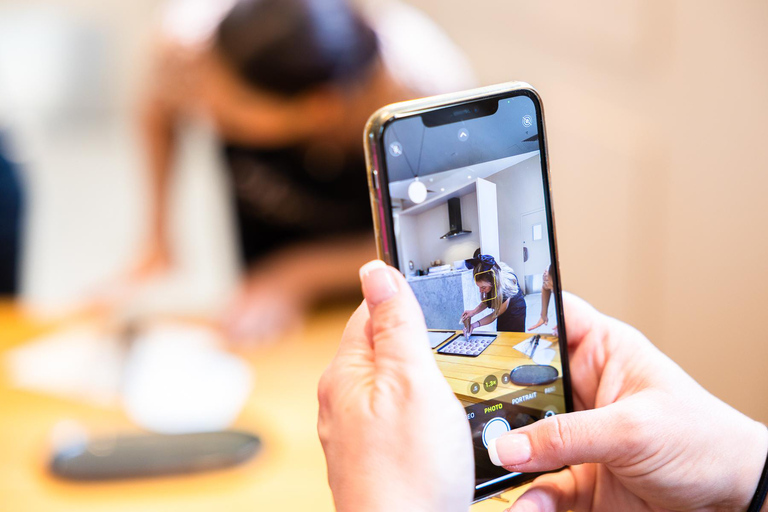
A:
[484,154,546,288]
[400,191,481,272]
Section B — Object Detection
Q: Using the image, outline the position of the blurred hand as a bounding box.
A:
[461,309,474,323]
[528,315,548,331]
[490,293,768,512]
[76,243,173,315]
[318,260,474,512]
[222,267,309,344]
[129,243,173,282]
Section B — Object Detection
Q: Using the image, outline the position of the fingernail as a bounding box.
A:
[360,260,398,306]
[487,434,531,467]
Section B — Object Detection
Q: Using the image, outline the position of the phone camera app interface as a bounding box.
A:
[383,95,563,491]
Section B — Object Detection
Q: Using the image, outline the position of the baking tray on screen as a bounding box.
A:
[437,333,497,357]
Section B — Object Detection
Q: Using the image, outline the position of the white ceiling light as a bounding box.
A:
[408,179,428,203]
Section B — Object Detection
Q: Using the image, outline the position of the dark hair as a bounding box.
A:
[467,253,499,273]
[215,0,379,96]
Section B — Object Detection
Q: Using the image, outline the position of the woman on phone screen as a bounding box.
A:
[460,254,526,335]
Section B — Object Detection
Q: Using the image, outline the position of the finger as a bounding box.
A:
[560,292,601,347]
[334,301,374,357]
[506,465,595,512]
[506,469,577,512]
[488,402,634,472]
[320,302,374,405]
[359,260,433,367]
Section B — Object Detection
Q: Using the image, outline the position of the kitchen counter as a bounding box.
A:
[406,269,491,330]
[405,268,471,282]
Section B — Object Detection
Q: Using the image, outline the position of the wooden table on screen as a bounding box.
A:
[0,303,527,511]
[431,331,564,409]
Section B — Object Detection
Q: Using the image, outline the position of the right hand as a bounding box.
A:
[491,293,768,512]
[460,309,474,323]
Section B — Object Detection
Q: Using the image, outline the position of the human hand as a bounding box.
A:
[490,293,768,512]
[76,243,173,315]
[221,267,309,344]
[318,260,474,512]
[461,309,474,323]
[528,315,548,331]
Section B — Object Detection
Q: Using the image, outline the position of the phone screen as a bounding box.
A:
[378,90,570,496]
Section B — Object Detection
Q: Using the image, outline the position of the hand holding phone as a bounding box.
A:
[318,261,474,512]
[320,276,768,512]
[318,82,768,511]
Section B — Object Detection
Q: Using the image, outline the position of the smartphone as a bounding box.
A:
[363,82,573,502]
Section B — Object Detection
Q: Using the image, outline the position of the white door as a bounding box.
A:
[521,209,550,293]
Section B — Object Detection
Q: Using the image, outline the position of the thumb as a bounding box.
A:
[359,260,433,367]
[487,403,637,472]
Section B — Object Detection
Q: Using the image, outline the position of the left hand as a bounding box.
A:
[318,260,474,512]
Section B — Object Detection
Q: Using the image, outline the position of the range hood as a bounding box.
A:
[440,197,472,239]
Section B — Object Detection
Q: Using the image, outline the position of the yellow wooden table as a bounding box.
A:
[433,331,563,409]
[0,303,527,511]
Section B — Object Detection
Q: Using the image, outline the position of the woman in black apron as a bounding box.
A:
[460,254,527,334]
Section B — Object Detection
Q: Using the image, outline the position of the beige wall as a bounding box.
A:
[409,0,768,422]
[4,0,766,422]
[485,155,545,288]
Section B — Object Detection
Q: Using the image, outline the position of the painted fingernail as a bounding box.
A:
[360,260,398,306]
[487,434,532,467]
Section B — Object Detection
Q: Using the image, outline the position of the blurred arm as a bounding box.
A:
[254,234,378,302]
[137,90,176,271]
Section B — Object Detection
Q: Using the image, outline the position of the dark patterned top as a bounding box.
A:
[224,142,373,265]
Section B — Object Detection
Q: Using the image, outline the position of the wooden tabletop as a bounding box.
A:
[0,302,527,511]
[432,331,563,408]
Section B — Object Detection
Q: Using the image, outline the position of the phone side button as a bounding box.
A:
[371,169,380,189]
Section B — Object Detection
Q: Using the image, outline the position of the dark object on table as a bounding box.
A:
[50,430,261,481]
[528,334,541,359]
[0,133,23,296]
[509,365,559,386]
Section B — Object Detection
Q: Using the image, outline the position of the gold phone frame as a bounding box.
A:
[361,82,572,503]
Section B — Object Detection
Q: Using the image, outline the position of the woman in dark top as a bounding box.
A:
[127,0,473,341]
[460,254,527,334]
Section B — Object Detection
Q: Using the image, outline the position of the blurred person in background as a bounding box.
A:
[125,0,474,342]
[0,131,23,296]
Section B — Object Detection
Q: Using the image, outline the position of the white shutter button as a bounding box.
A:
[482,417,511,449]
